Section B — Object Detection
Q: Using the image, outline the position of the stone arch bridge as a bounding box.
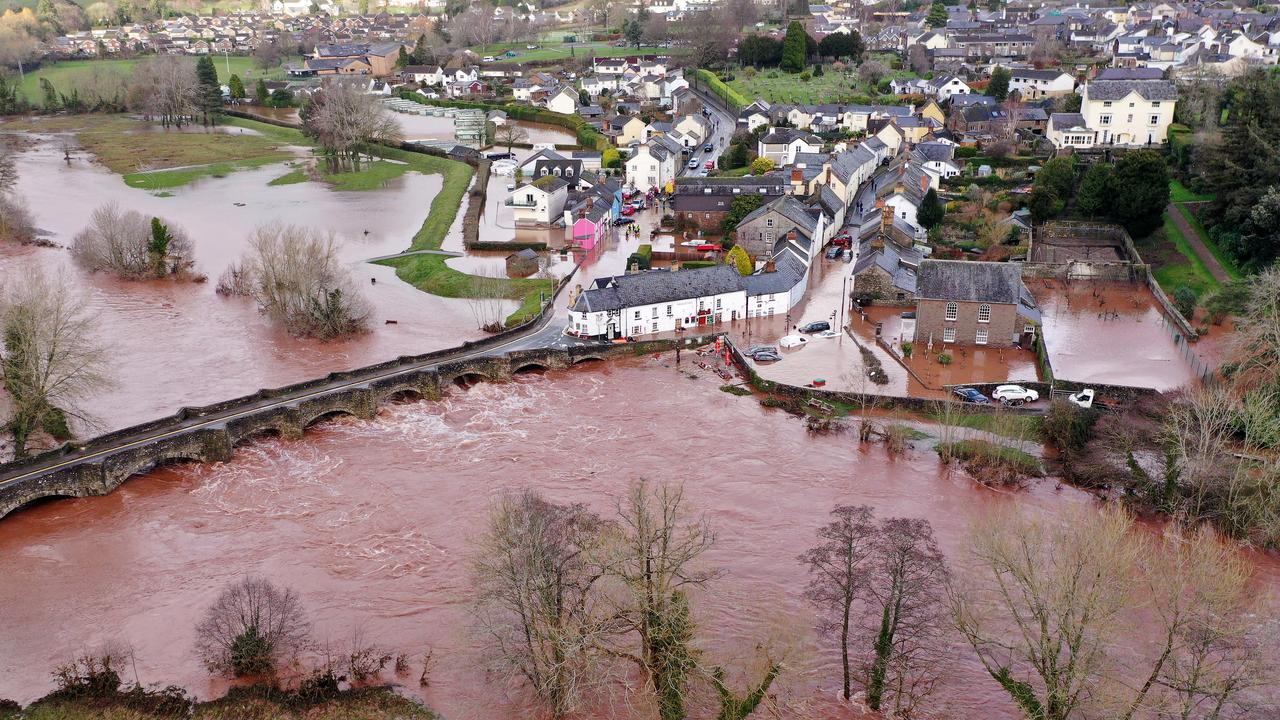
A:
[0,342,634,520]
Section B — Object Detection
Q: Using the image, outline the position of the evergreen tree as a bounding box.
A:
[1075,163,1112,217]
[1028,186,1063,223]
[917,187,944,228]
[724,194,764,231]
[396,45,411,68]
[988,66,1011,101]
[1109,150,1169,237]
[1035,156,1076,202]
[195,56,222,125]
[781,21,807,73]
[412,33,431,64]
[255,78,269,105]
[725,245,753,275]
[926,1,949,28]
[228,74,246,102]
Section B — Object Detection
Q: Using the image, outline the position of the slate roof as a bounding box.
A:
[573,265,745,313]
[531,175,569,192]
[759,127,822,146]
[913,142,955,163]
[853,239,921,295]
[1012,69,1072,81]
[1093,67,1166,80]
[741,251,807,296]
[738,195,819,237]
[1049,112,1090,130]
[1086,79,1178,101]
[916,260,1025,304]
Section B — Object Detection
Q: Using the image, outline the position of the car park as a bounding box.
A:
[991,385,1040,405]
[1068,388,1095,409]
[952,387,991,404]
[779,334,809,348]
[799,321,831,334]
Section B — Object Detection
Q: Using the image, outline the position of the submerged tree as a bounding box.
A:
[195,576,310,677]
[302,81,403,171]
[470,490,609,717]
[222,223,371,340]
[1,272,111,456]
[71,203,193,280]
[126,54,199,127]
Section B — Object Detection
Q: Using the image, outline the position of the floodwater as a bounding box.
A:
[0,356,1116,717]
[0,124,496,435]
[1031,279,1200,391]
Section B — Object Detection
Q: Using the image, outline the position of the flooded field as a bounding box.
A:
[0,123,492,433]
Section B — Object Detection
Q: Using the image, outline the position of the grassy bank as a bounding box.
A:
[379,253,554,327]
[1174,204,1242,280]
[9,686,436,720]
[1169,179,1213,203]
[1154,212,1221,297]
[926,409,1044,442]
[937,439,1044,478]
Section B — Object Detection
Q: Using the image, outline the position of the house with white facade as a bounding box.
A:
[928,75,972,102]
[625,135,682,190]
[1046,113,1098,149]
[757,128,822,166]
[568,265,748,339]
[507,175,569,227]
[546,86,579,115]
[1081,78,1178,146]
[1009,69,1077,99]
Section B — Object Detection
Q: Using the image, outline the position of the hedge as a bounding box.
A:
[692,68,749,112]
[395,91,611,152]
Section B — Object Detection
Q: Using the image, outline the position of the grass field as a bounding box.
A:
[16,57,292,103]
[323,159,412,191]
[1175,204,1242,280]
[727,62,916,104]
[17,688,437,720]
[926,410,1044,442]
[477,40,684,65]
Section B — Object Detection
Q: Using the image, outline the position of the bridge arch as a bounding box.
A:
[512,362,551,375]
[571,355,606,365]
[380,387,426,404]
[104,450,207,491]
[300,407,360,430]
[230,425,285,447]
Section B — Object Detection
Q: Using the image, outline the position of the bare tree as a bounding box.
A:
[226,223,371,340]
[470,490,610,717]
[858,59,889,87]
[304,81,404,171]
[0,193,38,245]
[493,122,528,153]
[950,506,1140,720]
[798,505,876,701]
[466,268,511,333]
[1,271,110,457]
[602,480,716,720]
[195,576,311,677]
[907,44,930,76]
[126,54,199,128]
[861,517,949,717]
[71,204,194,280]
[253,39,284,71]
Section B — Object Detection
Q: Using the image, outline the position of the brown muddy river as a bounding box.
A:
[2,357,1273,718]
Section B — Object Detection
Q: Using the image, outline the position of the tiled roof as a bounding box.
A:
[573,265,745,313]
[916,260,1024,304]
[1086,79,1178,101]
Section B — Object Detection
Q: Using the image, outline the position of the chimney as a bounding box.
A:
[894,180,905,195]
[881,202,894,232]
[920,174,930,195]
[791,167,804,183]
[764,253,777,273]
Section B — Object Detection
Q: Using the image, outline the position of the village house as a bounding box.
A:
[1080,78,1179,146]
[545,86,580,115]
[912,260,1041,348]
[734,195,826,263]
[670,176,788,232]
[1047,112,1098,149]
[1009,69,1077,99]
[757,128,823,166]
[507,175,568,228]
[568,265,748,339]
[625,135,683,191]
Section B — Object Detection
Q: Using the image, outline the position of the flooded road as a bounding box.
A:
[0,127,489,435]
[3,357,1270,718]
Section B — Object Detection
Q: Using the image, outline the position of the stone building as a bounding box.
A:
[912,260,1040,348]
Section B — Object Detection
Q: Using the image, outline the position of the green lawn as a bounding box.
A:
[480,42,684,65]
[18,56,292,103]
[1169,179,1213,203]
[727,63,916,105]
[323,159,412,191]
[1155,212,1221,297]
[926,410,1044,442]
[267,167,308,186]
[124,156,286,190]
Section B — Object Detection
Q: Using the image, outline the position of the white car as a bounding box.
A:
[991,384,1039,405]
[1068,388,1095,409]
[779,334,808,348]
[482,56,495,62]
[817,329,840,339]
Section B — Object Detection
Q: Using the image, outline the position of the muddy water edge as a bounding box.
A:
[1,355,1276,719]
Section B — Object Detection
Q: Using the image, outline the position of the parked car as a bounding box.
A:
[482,55,495,62]
[612,217,635,226]
[992,385,1040,405]
[751,350,782,362]
[799,321,831,334]
[687,159,700,169]
[824,245,843,260]
[952,387,991,404]
[779,334,808,348]
[526,44,540,49]
[1068,388,1095,409]
[620,206,636,216]
[703,144,714,152]
[817,329,840,339]
[745,344,777,356]
[704,160,715,170]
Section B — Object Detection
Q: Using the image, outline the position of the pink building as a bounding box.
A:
[572,210,609,250]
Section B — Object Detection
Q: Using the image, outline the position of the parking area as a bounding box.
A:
[1030,279,1201,392]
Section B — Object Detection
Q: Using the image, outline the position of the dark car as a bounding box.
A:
[751,350,782,362]
[824,245,843,260]
[745,344,776,356]
[799,321,831,334]
[952,387,991,404]
[612,217,636,226]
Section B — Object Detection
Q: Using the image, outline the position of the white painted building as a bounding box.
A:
[1009,69,1076,99]
[568,265,748,339]
[624,135,682,190]
[1081,79,1178,146]
[1047,113,1098,149]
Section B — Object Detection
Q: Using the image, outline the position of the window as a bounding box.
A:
[652,307,658,318]
[943,327,956,343]
[1152,101,1161,108]
[1129,102,1135,108]
[766,218,774,228]
[1100,114,1112,125]
[1149,114,1160,125]
[944,302,958,321]
[1103,101,1112,108]
[715,298,722,309]
[666,304,673,316]
[977,303,991,323]
[634,310,641,320]
[652,322,658,332]
[1024,323,1036,335]
[975,327,988,345]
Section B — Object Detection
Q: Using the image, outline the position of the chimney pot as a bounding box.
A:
[920,174,930,194]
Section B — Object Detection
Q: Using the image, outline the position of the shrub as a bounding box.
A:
[1043,399,1098,455]
[720,384,752,396]
[937,439,1044,485]
[1173,284,1198,320]
[0,193,38,244]
[901,341,913,357]
[799,71,812,81]
[937,352,952,365]
[71,204,194,280]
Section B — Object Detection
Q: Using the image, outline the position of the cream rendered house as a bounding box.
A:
[1081,79,1178,146]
